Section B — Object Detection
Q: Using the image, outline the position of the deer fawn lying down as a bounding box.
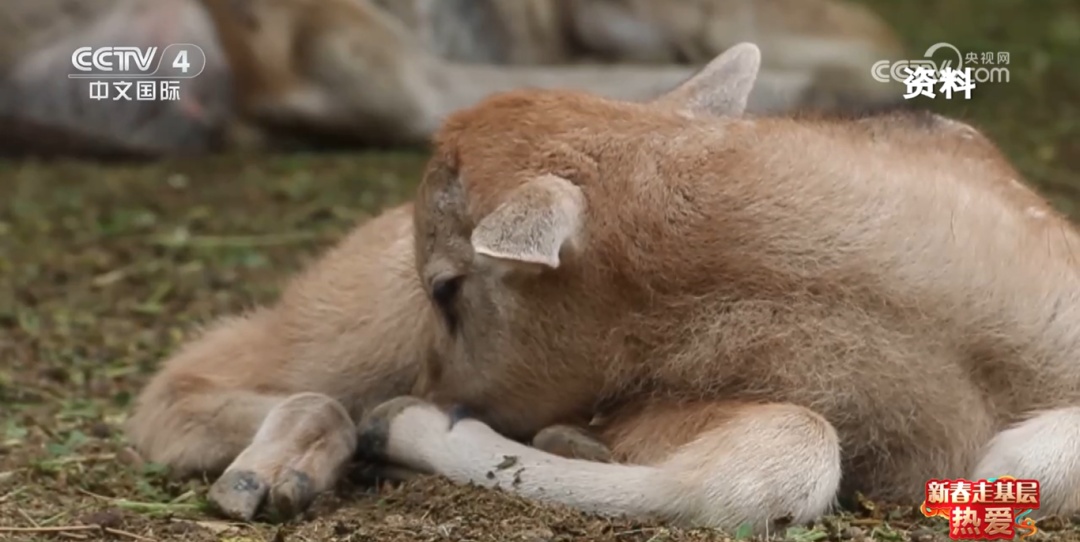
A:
[123,46,759,521]
[128,43,1080,532]
[349,43,1080,531]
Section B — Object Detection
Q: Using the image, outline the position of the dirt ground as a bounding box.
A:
[3,1,1080,541]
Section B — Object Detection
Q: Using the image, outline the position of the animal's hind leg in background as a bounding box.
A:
[356,397,842,534]
[972,406,1080,517]
[532,424,613,463]
[127,203,440,522]
[126,310,290,478]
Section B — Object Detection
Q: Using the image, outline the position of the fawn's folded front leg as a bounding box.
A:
[125,309,359,522]
[356,396,842,534]
[208,392,358,521]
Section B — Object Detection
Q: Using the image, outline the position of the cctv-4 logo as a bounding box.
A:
[69,44,207,79]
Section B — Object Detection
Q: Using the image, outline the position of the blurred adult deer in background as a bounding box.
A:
[0,0,907,159]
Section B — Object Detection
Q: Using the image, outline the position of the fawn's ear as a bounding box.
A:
[470,174,586,274]
[653,42,761,116]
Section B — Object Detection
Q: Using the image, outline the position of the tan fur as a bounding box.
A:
[126,41,1080,529]
[125,203,435,518]
[384,43,1080,531]
[124,49,760,521]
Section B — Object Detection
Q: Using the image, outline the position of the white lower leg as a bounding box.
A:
[388,406,678,521]
[973,406,1080,516]
[384,402,841,533]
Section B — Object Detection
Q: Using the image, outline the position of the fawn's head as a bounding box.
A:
[411,44,762,438]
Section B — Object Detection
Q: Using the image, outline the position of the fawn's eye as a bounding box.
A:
[431,275,464,332]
